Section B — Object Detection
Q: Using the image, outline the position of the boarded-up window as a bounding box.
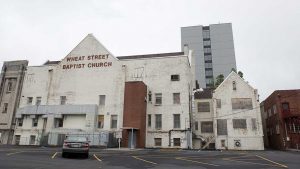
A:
[155,114,162,129]
[173,93,180,104]
[251,118,257,130]
[201,121,213,133]
[154,138,162,146]
[233,119,247,129]
[111,115,117,129]
[99,95,106,106]
[60,96,66,105]
[231,98,253,110]
[173,114,181,128]
[155,93,162,105]
[217,119,227,135]
[36,97,41,106]
[198,102,210,112]
[216,99,221,108]
[98,115,104,128]
[148,114,151,128]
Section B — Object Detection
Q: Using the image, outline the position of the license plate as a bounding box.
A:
[72,144,80,148]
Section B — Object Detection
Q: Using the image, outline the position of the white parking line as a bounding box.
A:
[93,154,102,162]
[256,155,288,168]
[176,157,219,166]
[6,151,24,156]
[51,152,58,159]
[132,156,157,165]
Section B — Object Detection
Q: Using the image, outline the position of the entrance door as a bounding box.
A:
[128,130,136,148]
[15,135,20,145]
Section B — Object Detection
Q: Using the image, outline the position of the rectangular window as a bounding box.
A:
[98,115,104,129]
[273,105,277,114]
[251,118,257,130]
[29,135,36,145]
[7,81,13,92]
[194,121,198,130]
[154,138,162,146]
[18,118,23,127]
[217,119,227,135]
[276,124,280,134]
[148,91,152,102]
[32,118,38,127]
[232,81,237,90]
[173,138,181,146]
[216,99,221,108]
[55,118,63,128]
[198,102,210,112]
[204,48,211,53]
[205,62,213,68]
[155,114,162,129]
[171,75,180,81]
[148,114,151,128]
[282,102,289,111]
[231,98,253,110]
[99,95,106,106]
[155,93,162,105]
[203,40,211,46]
[2,103,8,114]
[36,97,41,106]
[201,121,213,133]
[233,119,247,129]
[205,70,213,77]
[202,29,210,39]
[173,93,180,104]
[27,97,33,105]
[173,114,181,128]
[111,115,117,129]
[60,96,66,105]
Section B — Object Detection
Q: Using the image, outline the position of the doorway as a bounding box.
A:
[128,130,136,148]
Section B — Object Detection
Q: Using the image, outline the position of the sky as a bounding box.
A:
[0,0,299,100]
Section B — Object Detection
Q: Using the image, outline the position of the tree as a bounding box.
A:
[215,74,224,88]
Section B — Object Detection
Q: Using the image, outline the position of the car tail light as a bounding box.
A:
[63,142,69,147]
[83,143,89,147]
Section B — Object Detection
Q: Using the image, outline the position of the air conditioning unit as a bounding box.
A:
[234,140,241,147]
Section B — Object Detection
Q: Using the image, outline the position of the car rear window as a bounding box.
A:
[66,136,87,142]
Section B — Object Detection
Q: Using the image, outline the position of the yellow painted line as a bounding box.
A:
[6,151,24,156]
[132,156,157,165]
[51,152,58,159]
[93,154,102,162]
[256,155,288,168]
[176,157,219,167]
[224,158,283,167]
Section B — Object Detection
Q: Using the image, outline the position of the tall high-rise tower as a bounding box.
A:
[181,23,237,88]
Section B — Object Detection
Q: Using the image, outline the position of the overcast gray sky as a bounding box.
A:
[0,0,299,100]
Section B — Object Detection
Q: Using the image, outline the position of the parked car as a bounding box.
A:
[62,135,90,158]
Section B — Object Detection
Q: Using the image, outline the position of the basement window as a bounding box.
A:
[27,97,33,105]
[154,138,162,146]
[173,138,181,146]
[171,74,180,81]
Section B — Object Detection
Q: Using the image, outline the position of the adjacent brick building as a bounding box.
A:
[262,90,300,150]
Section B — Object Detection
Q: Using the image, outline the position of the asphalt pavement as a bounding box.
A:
[0,146,299,169]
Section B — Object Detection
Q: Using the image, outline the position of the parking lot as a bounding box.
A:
[0,146,299,169]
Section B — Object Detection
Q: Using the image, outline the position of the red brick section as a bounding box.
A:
[263,90,300,150]
[122,81,147,148]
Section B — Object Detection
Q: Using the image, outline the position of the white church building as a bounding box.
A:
[12,34,194,148]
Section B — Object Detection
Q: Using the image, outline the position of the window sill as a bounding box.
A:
[154,104,162,106]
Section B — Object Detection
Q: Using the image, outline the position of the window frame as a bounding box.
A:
[155,114,162,129]
[173,114,181,129]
